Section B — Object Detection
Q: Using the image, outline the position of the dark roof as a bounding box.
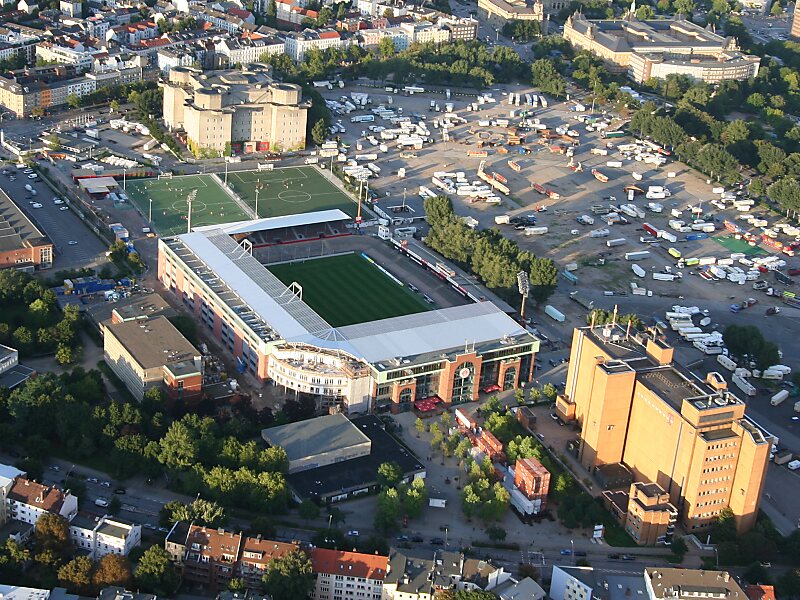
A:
[0,188,51,253]
[286,416,425,500]
[261,413,370,463]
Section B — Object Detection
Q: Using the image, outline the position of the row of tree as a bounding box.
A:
[424,196,558,305]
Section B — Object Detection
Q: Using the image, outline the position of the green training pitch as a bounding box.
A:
[125,175,250,236]
[226,166,359,219]
[267,253,430,327]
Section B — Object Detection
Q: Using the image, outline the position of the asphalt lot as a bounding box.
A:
[0,165,108,270]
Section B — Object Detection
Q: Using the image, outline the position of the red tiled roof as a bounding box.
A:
[311,548,388,580]
[745,585,776,600]
[186,526,242,561]
[8,478,65,513]
[228,7,252,19]
[137,37,171,48]
[318,30,340,39]
[305,9,318,17]
[240,537,298,567]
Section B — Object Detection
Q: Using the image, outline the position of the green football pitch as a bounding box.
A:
[267,253,430,327]
[125,174,250,236]
[226,166,359,219]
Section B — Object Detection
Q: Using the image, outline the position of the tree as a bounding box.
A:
[636,4,655,17]
[262,549,314,600]
[415,417,427,436]
[379,36,396,59]
[529,257,558,304]
[486,525,507,540]
[35,513,72,557]
[375,487,402,532]
[55,344,75,365]
[136,545,180,595]
[266,0,277,18]
[377,461,404,488]
[531,59,566,98]
[311,118,328,146]
[66,93,80,109]
[110,100,120,112]
[770,0,783,15]
[673,0,695,14]
[93,554,133,589]
[58,556,94,594]
[721,120,749,145]
[298,499,320,520]
[158,420,199,469]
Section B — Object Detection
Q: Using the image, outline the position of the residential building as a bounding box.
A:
[311,548,387,600]
[193,5,256,34]
[745,584,776,600]
[645,568,746,600]
[359,27,409,51]
[156,43,205,73]
[164,520,192,564]
[0,586,77,600]
[563,12,760,83]
[556,323,772,533]
[103,315,203,401]
[35,38,100,72]
[237,536,297,589]
[511,457,550,514]
[550,566,648,600]
[494,577,547,600]
[7,478,78,526]
[17,0,38,14]
[439,16,479,41]
[162,65,309,154]
[59,0,82,17]
[283,29,344,62]
[354,0,408,17]
[399,21,449,45]
[0,465,25,525]
[0,187,53,269]
[603,482,677,546]
[382,550,435,600]
[275,0,319,27]
[0,26,40,64]
[183,527,244,589]
[69,513,142,559]
[107,21,160,45]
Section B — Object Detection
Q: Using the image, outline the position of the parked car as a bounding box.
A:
[346,530,359,537]
[430,538,444,546]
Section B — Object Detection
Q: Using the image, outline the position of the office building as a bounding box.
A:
[103,315,203,401]
[563,13,760,83]
[556,323,771,533]
[162,65,308,155]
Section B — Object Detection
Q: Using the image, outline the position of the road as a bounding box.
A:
[0,166,107,270]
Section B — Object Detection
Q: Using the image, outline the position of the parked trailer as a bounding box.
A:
[625,251,650,261]
[732,373,757,396]
[772,390,790,406]
[717,355,737,371]
[632,264,646,278]
[495,215,511,225]
[545,305,565,322]
[569,290,594,310]
[606,238,627,247]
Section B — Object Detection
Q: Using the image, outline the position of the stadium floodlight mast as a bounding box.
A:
[186,188,198,234]
[255,181,263,218]
[517,271,530,322]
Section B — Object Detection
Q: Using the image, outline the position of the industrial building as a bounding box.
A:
[556,323,772,534]
[603,482,677,546]
[0,188,52,271]
[162,65,309,155]
[563,12,760,83]
[157,213,538,414]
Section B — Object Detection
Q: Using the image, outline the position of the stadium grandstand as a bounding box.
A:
[158,210,539,414]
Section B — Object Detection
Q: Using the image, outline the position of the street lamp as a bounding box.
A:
[571,539,575,564]
[122,168,127,191]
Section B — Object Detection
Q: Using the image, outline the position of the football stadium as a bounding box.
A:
[158,209,538,414]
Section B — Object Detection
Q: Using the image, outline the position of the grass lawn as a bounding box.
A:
[226,166,359,218]
[267,253,430,326]
[125,175,250,236]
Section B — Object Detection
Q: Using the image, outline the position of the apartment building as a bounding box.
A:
[645,568,746,600]
[550,566,649,600]
[103,315,203,401]
[7,478,78,526]
[283,29,344,62]
[107,21,159,45]
[183,527,243,589]
[69,512,142,559]
[162,65,309,154]
[792,1,800,39]
[36,39,99,72]
[311,548,387,600]
[603,482,677,546]
[238,536,298,589]
[214,35,285,67]
[399,21,450,45]
[563,13,760,83]
[0,465,25,525]
[556,323,771,533]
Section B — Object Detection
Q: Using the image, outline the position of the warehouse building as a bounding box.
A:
[0,188,53,271]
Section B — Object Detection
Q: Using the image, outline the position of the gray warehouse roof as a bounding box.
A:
[105,316,199,370]
[261,413,370,461]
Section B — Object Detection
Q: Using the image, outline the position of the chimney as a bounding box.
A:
[723,573,730,582]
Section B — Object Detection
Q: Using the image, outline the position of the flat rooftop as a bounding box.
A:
[261,413,370,462]
[286,416,425,500]
[106,315,198,370]
[0,188,50,254]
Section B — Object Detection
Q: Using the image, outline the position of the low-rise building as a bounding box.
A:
[550,566,648,600]
[283,29,344,62]
[7,478,78,526]
[645,568,746,600]
[103,315,203,401]
[69,513,142,559]
[0,188,53,269]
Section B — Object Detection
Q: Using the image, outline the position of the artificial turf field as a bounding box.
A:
[227,166,359,218]
[267,253,430,327]
[125,174,250,236]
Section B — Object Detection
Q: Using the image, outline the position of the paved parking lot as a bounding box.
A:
[0,164,107,270]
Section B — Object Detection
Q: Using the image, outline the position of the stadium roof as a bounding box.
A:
[168,220,533,364]
[193,209,350,235]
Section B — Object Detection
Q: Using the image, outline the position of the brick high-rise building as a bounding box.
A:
[556,323,772,534]
[792,1,800,40]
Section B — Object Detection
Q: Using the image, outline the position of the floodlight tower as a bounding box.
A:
[517,270,530,322]
[186,189,198,234]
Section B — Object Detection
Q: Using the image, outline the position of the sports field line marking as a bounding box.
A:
[229,170,310,185]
